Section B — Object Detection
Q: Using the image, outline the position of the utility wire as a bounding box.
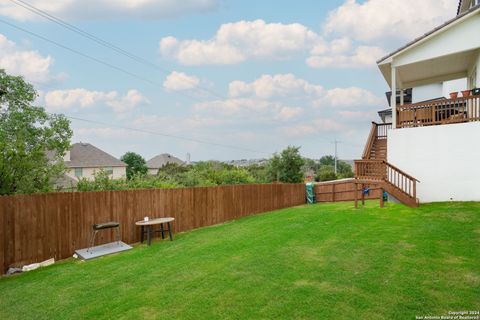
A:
[2,95,271,155]
[8,0,228,101]
[0,18,161,87]
[63,115,272,155]
[0,5,362,155]
[0,18,219,105]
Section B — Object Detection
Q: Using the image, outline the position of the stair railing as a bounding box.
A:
[362,122,392,159]
[384,161,419,199]
[362,122,378,160]
[354,160,419,199]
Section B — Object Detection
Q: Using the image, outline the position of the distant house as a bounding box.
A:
[64,143,127,181]
[146,153,184,175]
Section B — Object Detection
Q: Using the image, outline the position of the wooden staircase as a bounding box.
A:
[362,122,390,161]
[355,122,419,208]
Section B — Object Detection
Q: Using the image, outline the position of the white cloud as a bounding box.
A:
[194,98,273,116]
[194,98,304,123]
[159,19,386,68]
[159,19,319,65]
[338,110,376,121]
[281,119,345,137]
[44,88,148,113]
[0,0,218,21]
[107,89,148,113]
[194,74,381,123]
[315,87,383,108]
[0,33,56,84]
[275,107,303,121]
[226,73,381,108]
[307,45,386,68]
[163,71,200,91]
[229,74,324,99]
[133,114,232,133]
[323,0,457,43]
[75,127,147,140]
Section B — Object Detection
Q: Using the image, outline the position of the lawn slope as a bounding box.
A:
[0,201,479,319]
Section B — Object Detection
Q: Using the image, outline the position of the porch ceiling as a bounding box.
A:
[396,50,477,88]
[378,6,480,89]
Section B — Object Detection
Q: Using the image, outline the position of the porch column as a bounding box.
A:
[391,66,397,129]
[400,89,404,105]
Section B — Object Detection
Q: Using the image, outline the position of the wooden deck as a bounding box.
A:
[397,94,480,128]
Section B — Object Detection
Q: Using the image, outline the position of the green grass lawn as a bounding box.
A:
[1,201,479,319]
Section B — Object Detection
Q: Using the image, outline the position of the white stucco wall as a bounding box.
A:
[409,79,468,104]
[442,78,468,97]
[66,166,126,181]
[388,122,480,202]
[412,83,442,103]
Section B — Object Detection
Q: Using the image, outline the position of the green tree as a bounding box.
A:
[244,163,269,183]
[266,146,305,183]
[0,70,72,195]
[316,165,337,182]
[120,151,148,179]
[316,155,354,181]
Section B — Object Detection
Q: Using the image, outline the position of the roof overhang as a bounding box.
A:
[377,6,480,89]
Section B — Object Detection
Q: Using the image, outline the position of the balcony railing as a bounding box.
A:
[397,94,480,128]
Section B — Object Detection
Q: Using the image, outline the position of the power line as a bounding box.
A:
[1,95,272,155]
[0,18,221,105]
[0,18,161,86]
[57,115,272,156]
[8,0,228,101]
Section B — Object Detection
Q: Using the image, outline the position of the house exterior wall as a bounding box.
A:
[66,166,126,181]
[388,122,480,202]
[442,78,468,96]
[383,114,392,123]
[147,168,159,176]
[393,14,480,67]
[411,83,442,103]
[410,79,467,104]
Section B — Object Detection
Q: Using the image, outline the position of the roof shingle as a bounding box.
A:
[66,143,126,168]
[146,153,184,169]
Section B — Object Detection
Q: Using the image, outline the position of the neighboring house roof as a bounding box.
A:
[66,143,126,168]
[52,174,78,190]
[378,108,392,116]
[146,153,184,169]
[377,4,480,64]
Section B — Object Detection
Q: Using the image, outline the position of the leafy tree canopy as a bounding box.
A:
[266,146,305,183]
[316,155,354,182]
[0,70,72,195]
[120,151,148,179]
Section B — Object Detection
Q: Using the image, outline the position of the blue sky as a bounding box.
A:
[0,0,458,162]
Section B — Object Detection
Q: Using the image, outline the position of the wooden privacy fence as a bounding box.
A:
[0,183,305,275]
[314,179,381,202]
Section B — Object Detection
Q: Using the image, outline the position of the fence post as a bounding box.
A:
[354,182,358,209]
[379,187,384,208]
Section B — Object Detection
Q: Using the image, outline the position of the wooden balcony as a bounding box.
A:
[396,94,480,128]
